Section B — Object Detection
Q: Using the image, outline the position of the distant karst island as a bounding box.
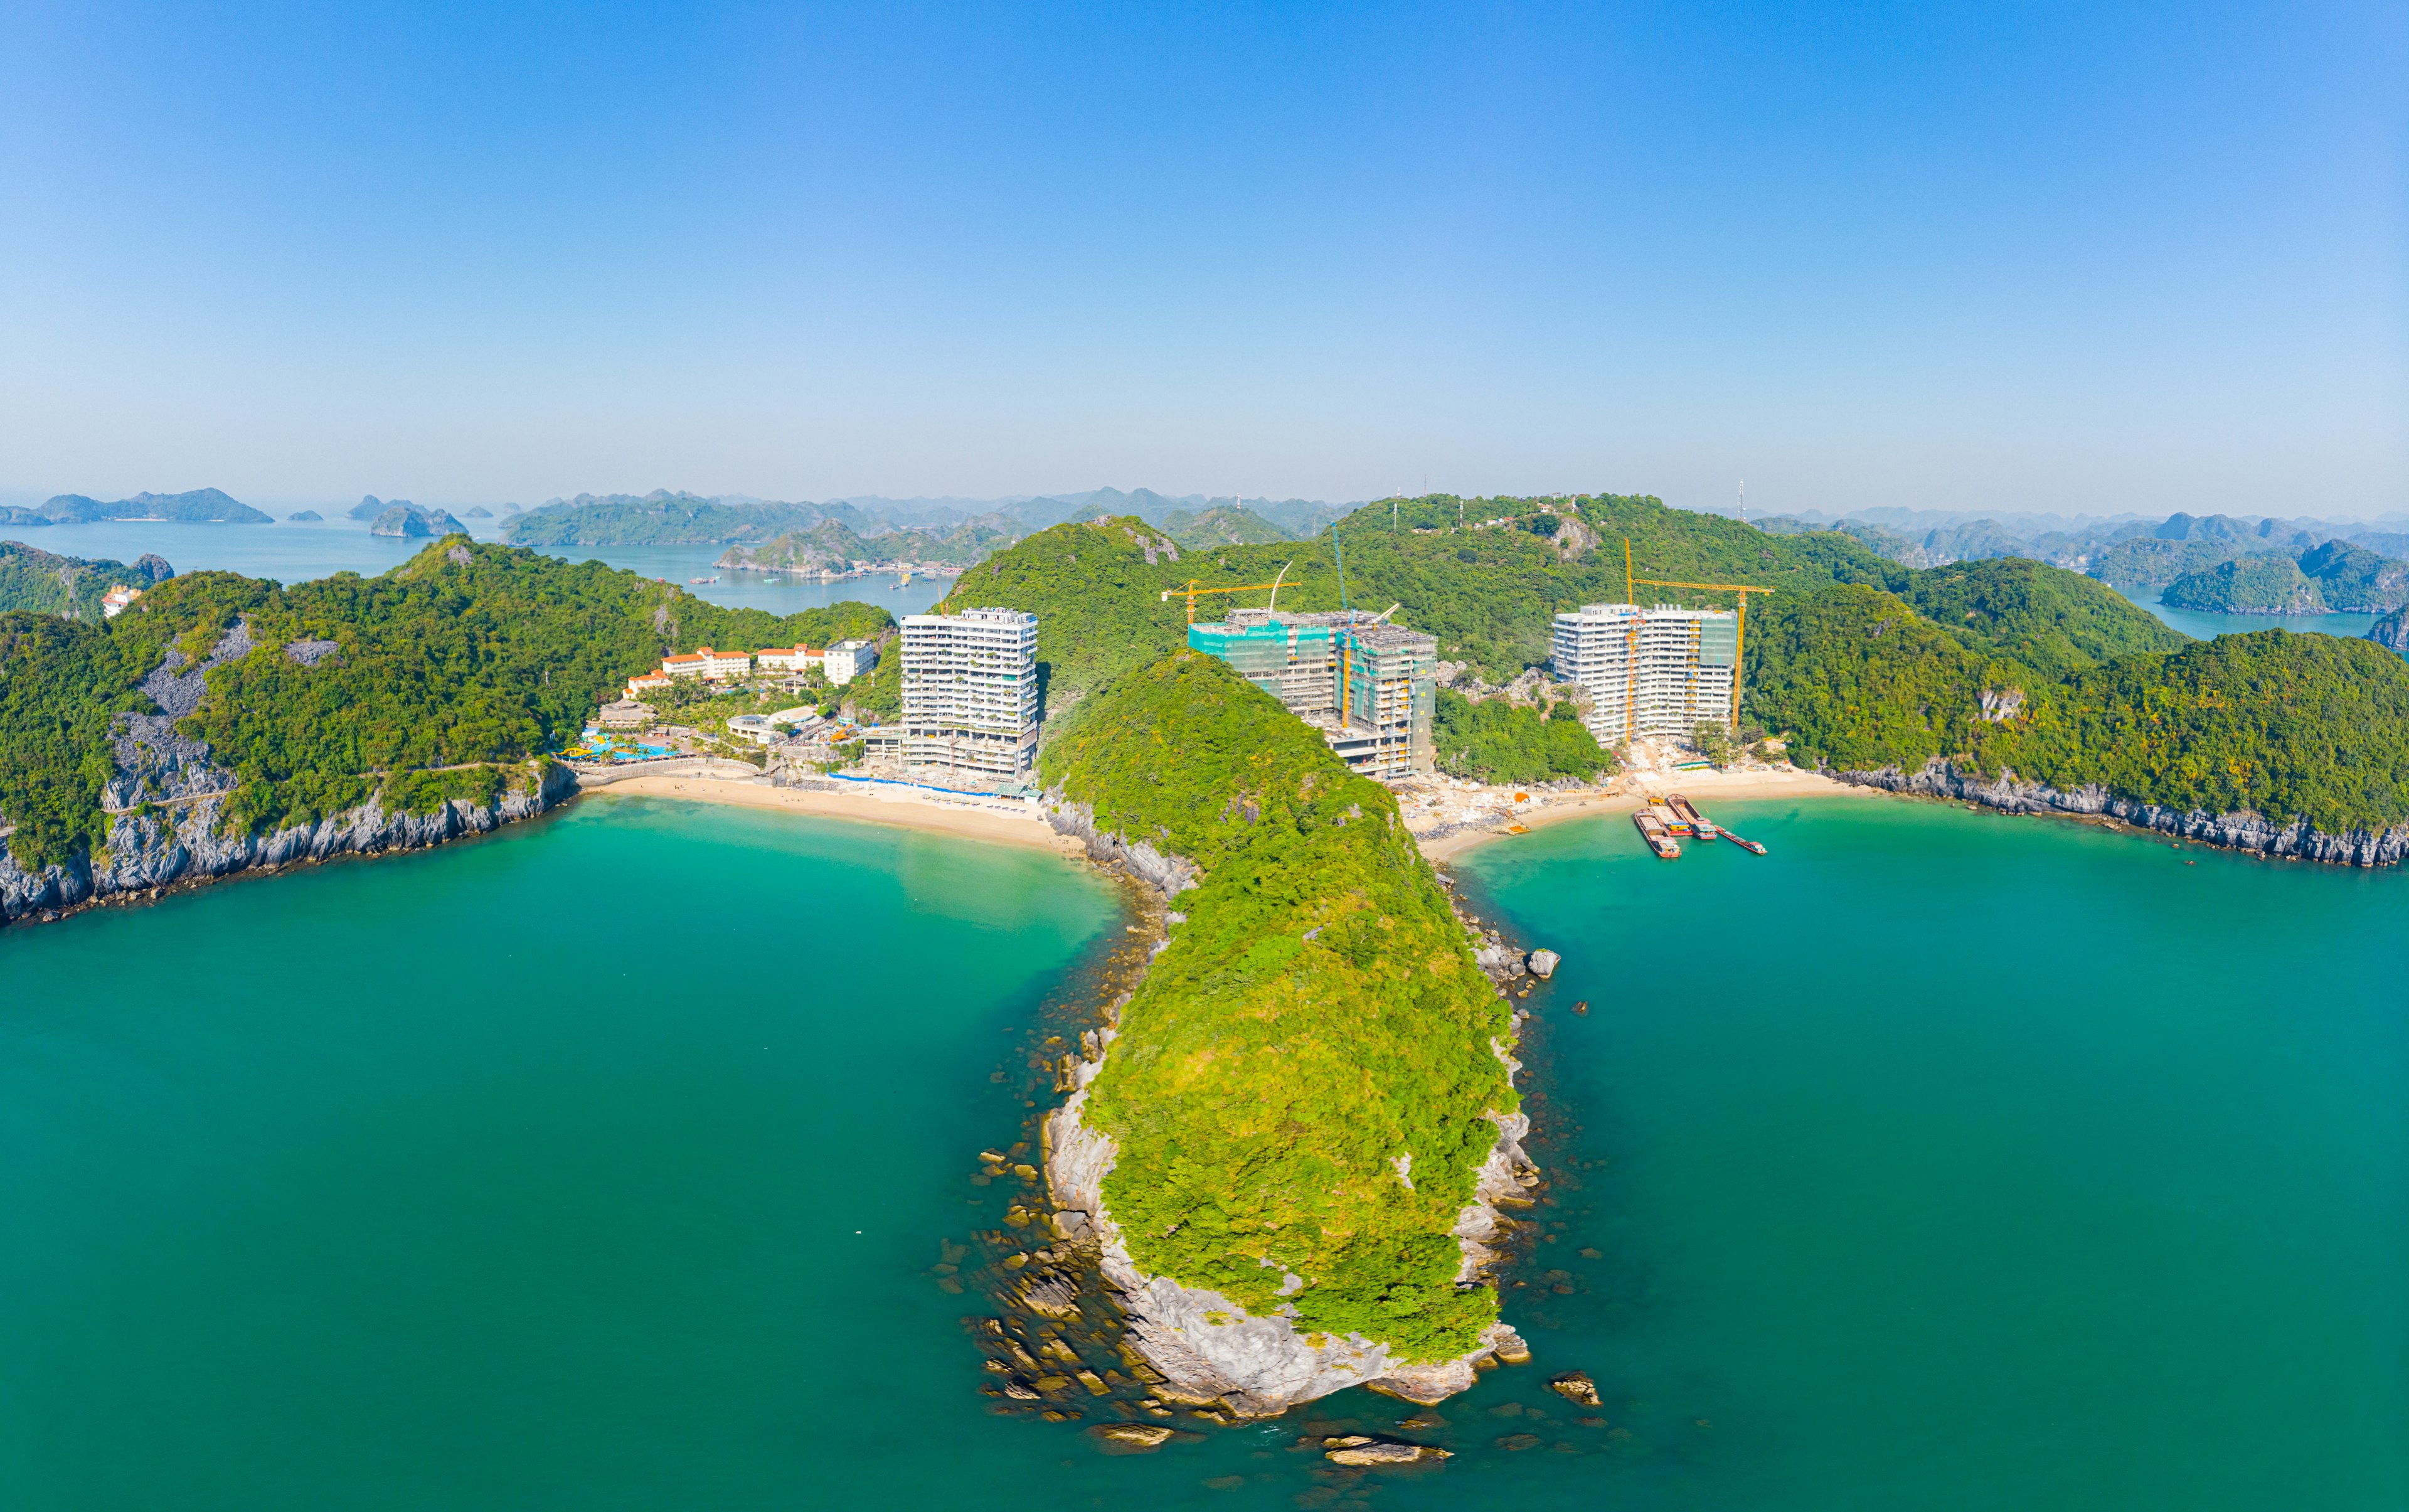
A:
[1,489,270,527]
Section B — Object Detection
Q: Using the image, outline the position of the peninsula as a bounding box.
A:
[0,540,890,922]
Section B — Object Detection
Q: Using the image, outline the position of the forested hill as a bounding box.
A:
[1750,585,2409,836]
[909,493,2171,727]
[918,490,2409,839]
[2162,542,2409,615]
[1890,557,2185,679]
[0,542,175,619]
[0,539,890,871]
[504,494,841,548]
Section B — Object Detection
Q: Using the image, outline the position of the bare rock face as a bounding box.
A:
[1836,758,2409,867]
[1326,1439,1450,1466]
[1044,799,1199,897]
[1088,1422,1174,1451]
[1550,1370,1602,1407]
[1,760,577,924]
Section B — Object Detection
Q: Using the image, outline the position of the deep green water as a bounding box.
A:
[3,795,2405,1509]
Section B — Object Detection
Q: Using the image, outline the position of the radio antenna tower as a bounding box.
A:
[1737,480,1747,523]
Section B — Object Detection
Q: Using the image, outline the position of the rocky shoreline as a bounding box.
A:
[1023,797,1542,1420]
[1833,757,2409,866]
[0,761,576,926]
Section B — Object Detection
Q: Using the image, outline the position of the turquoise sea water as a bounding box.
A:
[1452,797,2409,1509]
[4,796,2405,1509]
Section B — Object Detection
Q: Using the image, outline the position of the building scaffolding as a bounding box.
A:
[1189,608,1437,779]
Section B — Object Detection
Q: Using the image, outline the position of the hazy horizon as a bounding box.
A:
[3,4,2403,520]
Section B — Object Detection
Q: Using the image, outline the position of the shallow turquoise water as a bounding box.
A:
[4,795,2405,1509]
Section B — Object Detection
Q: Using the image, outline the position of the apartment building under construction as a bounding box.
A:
[1551,602,1738,747]
[1188,608,1437,779]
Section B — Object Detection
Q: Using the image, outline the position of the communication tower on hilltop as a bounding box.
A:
[1738,480,1746,523]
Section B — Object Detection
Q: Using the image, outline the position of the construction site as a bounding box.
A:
[1185,605,1440,780]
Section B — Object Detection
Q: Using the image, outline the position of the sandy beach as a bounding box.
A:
[1417,767,1869,863]
[589,774,1088,857]
[593,763,1867,868]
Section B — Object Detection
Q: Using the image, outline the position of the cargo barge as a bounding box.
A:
[1633,808,1681,859]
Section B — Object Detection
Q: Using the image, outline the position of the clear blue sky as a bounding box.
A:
[3,2,2403,517]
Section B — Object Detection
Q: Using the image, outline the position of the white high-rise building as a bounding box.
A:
[1551,603,1738,747]
[824,639,878,685]
[899,607,1040,781]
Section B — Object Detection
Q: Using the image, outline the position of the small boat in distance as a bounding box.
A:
[1724,831,1768,856]
[1666,792,1718,840]
[689,575,719,585]
[1634,809,1681,859]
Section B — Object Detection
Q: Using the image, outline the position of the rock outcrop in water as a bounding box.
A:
[1037,797,1534,1419]
[1835,758,2409,866]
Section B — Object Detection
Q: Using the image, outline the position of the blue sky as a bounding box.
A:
[2,1,2403,517]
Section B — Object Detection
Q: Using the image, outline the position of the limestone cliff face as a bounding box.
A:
[0,762,576,924]
[2371,607,2409,658]
[1038,799,1529,1417]
[1043,799,1202,898]
[1836,758,2409,866]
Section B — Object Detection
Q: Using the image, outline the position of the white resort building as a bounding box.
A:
[898,607,1040,781]
[660,646,753,681]
[824,639,879,686]
[1551,603,1739,747]
[755,644,823,673]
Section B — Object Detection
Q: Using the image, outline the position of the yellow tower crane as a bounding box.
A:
[1159,561,1294,624]
[1621,538,1776,737]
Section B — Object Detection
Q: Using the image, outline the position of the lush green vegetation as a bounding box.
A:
[720,518,1006,573]
[1750,583,2409,833]
[31,488,272,524]
[2001,632,2409,831]
[503,494,832,547]
[0,539,891,867]
[2297,541,2409,611]
[620,676,838,765]
[1892,556,2186,678]
[1158,505,1291,549]
[1747,585,2007,774]
[2087,536,2244,590]
[933,495,1899,732]
[0,541,174,620]
[0,612,148,866]
[1432,689,1614,784]
[2162,541,2409,615]
[1048,652,1514,1360]
[2162,552,2322,614]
